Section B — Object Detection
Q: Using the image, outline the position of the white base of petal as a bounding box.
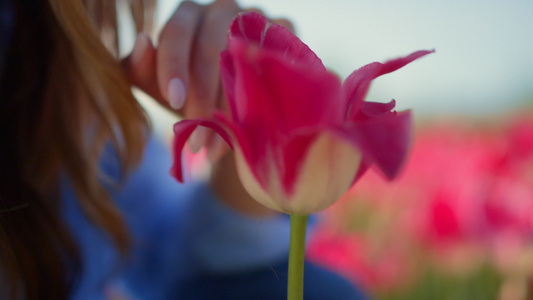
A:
[234,133,362,214]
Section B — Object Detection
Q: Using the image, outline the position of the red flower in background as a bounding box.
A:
[171,12,433,214]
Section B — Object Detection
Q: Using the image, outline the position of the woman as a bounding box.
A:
[0,0,367,299]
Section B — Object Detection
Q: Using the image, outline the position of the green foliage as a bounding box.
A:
[375,265,501,300]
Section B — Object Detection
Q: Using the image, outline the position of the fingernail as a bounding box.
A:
[168,78,186,110]
[131,33,149,65]
[189,127,209,153]
[207,134,229,163]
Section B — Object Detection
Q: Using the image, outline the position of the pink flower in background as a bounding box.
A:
[171,12,432,214]
[307,116,533,295]
[307,226,411,291]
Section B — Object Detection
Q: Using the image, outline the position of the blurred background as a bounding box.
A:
[134,0,533,299]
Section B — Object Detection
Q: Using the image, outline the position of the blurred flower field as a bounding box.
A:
[307,109,533,300]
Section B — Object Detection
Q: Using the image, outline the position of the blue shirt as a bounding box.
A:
[62,136,298,299]
[60,136,368,299]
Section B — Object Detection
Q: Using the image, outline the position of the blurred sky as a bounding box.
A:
[150,0,533,120]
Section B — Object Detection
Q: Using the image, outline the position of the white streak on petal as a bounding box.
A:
[260,22,271,47]
[233,134,361,215]
[285,133,361,214]
[234,147,287,213]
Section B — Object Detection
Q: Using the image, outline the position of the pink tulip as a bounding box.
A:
[171,12,433,214]
[307,226,412,291]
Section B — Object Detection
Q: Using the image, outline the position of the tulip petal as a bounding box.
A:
[348,100,403,183]
[340,110,413,180]
[220,50,238,119]
[228,11,268,44]
[352,159,371,184]
[228,12,323,68]
[229,40,343,137]
[171,119,234,183]
[223,12,327,121]
[286,133,362,213]
[359,100,397,118]
[210,112,268,189]
[224,41,345,196]
[344,50,434,118]
[234,132,362,214]
[280,133,318,195]
[233,146,287,213]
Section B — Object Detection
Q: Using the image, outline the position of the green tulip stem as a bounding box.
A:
[287,214,309,300]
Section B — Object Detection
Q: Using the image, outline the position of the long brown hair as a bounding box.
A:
[0,0,154,299]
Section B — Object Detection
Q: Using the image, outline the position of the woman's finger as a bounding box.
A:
[186,0,239,152]
[272,18,295,33]
[157,1,203,111]
[121,33,168,106]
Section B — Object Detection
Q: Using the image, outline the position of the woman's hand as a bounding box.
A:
[122,0,292,157]
[122,1,289,155]
[122,0,293,215]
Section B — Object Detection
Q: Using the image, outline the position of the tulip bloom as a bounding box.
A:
[171,12,432,214]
